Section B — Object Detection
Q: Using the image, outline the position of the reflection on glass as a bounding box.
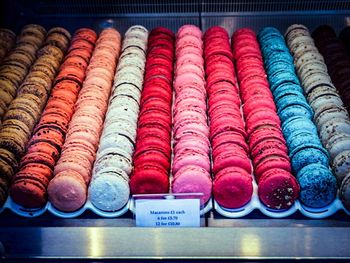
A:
[241,233,261,257]
[88,228,103,257]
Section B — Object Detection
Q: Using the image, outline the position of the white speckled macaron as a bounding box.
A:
[108,94,140,112]
[89,167,130,211]
[332,150,350,183]
[314,105,349,127]
[117,56,146,73]
[102,120,138,142]
[310,95,344,112]
[293,45,320,60]
[122,37,147,52]
[285,24,309,38]
[112,83,141,102]
[94,147,133,175]
[114,71,144,90]
[295,51,325,70]
[297,60,328,78]
[107,110,139,124]
[120,46,146,62]
[125,25,148,39]
[307,84,339,104]
[326,133,350,159]
[320,118,350,145]
[99,133,134,156]
[289,36,315,53]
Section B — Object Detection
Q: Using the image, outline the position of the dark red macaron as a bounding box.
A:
[258,168,300,210]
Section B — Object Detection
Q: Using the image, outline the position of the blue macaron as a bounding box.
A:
[286,131,323,151]
[282,116,318,141]
[258,27,283,40]
[297,163,337,208]
[275,93,309,108]
[291,146,329,174]
[266,60,295,75]
[273,86,305,102]
[269,71,301,92]
[278,105,314,122]
[276,95,314,120]
[273,83,305,101]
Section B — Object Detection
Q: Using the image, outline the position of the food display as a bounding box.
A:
[9,28,96,208]
[0,22,349,218]
[0,28,16,64]
[232,28,299,210]
[129,27,174,196]
[205,26,253,209]
[0,26,70,206]
[0,25,46,120]
[171,25,212,206]
[48,28,121,212]
[89,25,146,212]
[258,27,337,208]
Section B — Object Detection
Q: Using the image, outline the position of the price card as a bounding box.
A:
[135,197,200,227]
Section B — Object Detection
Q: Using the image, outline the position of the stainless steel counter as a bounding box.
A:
[1,211,350,260]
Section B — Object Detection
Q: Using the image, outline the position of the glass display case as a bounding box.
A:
[1,0,350,261]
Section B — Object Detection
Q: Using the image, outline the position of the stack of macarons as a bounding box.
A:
[171,25,212,206]
[232,28,299,210]
[130,27,174,196]
[10,28,97,208]
[0,24,46,119]
[0,27,70,206]
[338,26,350,211]
[88,25,148,212]
[203,26,253,209]
[287,24,350,211]
[48,28,121,212]
[258,27,336,208]
[312,25,350,112]
[0,28,16,64]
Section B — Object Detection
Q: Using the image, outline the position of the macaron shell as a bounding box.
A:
[258,170,300,209]
[297,163,337,208]
[213,167,253,209]
[89,173,130,211]
[172,166,212,205]
[130,168,169,194]
[340,174,350,211]
[48,170,87,212]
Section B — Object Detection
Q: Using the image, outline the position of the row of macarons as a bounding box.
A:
[0,24,350,213]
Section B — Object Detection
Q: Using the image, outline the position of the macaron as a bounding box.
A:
[89,167,130,211]
[332,150,350,184]
[213,167,253,209]
[297,163,337,208]
[340,173,350,211]
[130,165,169,194]
[48,170,87,212]
[172,165,212,205]
[258,168,300,209]
[290,145,329,173]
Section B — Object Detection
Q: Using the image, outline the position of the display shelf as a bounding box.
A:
[1,211,350,260]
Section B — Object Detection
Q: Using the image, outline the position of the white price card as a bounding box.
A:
[135,198,200,227]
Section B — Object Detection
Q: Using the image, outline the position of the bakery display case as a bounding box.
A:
[1,0,350,261]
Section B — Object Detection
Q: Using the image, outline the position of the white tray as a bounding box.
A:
[0,197,130,218]
[0,195,211,218]
[214,180,350,219]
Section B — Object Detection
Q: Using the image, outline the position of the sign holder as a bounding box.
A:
[132,193,203,227]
